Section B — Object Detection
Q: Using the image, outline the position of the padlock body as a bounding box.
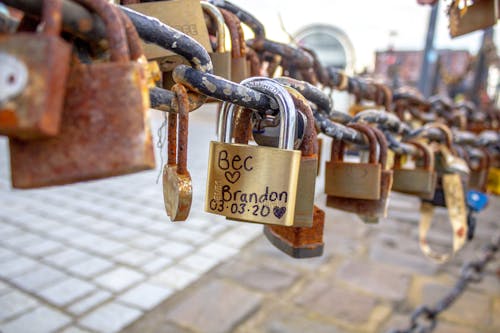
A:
[231,57,247,83]
[392,169,436,195]
[205,141,300,226]
[9,62,155,188]
[163,165,192,221]
[487,167,500,195]
[264,205,324,258]
[0,35,70,139]
[293,155,317,227]
[325,161,381,200]
[468,169,487,192]
[326,169,392,218]
[210,51,231,80]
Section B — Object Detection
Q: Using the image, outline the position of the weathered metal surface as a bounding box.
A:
[0,0,71,139]
[173,65,278,112]
[9,0,154,188]
[275,77,331,113]
[210,0,265,40]
[263,205,324,258]
[247,38,314,69]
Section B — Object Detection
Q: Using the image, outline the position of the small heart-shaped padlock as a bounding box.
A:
[163,84,192,221]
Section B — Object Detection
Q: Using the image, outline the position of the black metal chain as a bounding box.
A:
[388,235,500,333]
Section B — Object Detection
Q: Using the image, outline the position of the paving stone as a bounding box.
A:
[68,290,112,316]
[0,306,71,333]
[170,229,211,246]
[79,302,143,333]
[179,254,220,275]
[155,241,195,259]
[219,260,300,292]
[95,267,144,292]
[294,281,377,324]
[493,298,500,328]
[114,249,153,267]
[12,265,67,292]
[107,227,142,241]
[0,256,38,278]
[0,247,16,262]
[141,257,172,274]
[197,243,239,261]
[47,225,82,240]
[0,290,38,321]
[150,266,199,290]
[44,248,91,267]
[336,259,411,301]
[61,327,92,333]
[421,282,491,326]
[67,256,114,278]
[124,321,194,333]
[166,279,262,333]
[38,277,96,306]
[119,282,173,310]
[0,280,9,295]
[129,234,165,250]
[370,237,440,275]
[21,239,63,257]
[260,307,342,333]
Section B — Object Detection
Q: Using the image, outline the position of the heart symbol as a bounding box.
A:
[273,206,286,219]
[225,171,240,184]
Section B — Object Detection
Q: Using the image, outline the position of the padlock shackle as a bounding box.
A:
[219,8,246,58]
[347,123,378,164]
[241,78,296,150]
[42,0,63,36]
[171,84,189,175]
[201,2,226,53]
[283,86,316,156]
[369,126,388,170]
[422,122,455,153]
[116,7,143,61]
[74,0,129,63]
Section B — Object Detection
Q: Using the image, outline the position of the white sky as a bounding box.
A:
[231,0,499,71]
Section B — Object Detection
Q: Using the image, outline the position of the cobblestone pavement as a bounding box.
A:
[0,106,262,333]
[1,106,499,333]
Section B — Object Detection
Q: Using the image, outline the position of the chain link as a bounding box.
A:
[389,235,500,333]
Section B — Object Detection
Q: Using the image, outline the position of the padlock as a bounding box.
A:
[422,123,469,207]
[486,166,500,195]
[205,77,301,226]
[392,140,437,200]
[163,84,192,221]
[283,85,317,227]
[326,124,392,223]
[201,2,231,80]
[325,124,381,200]
[448,0,498,37]
[0,0,71,139]
[326,124,392,221]
[221,10,247,83]
[9,0,155,188]
[467,148,490,192]
[264,205,324,258]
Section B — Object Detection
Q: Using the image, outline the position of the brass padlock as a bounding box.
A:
[163,84,192,221]
[9,0,155,188]
[326,124,391,221]
[202,2,231,80]
[205,78,301,226]
[0,0,71,139]
[325,124,381,200]
[283,86,317,227]
[392,140,437,199]
[264,205,325,258]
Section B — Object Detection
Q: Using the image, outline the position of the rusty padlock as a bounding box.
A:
[9,0,155,188]
[264,205,324,258]
[325,124,381,200]
[0,0,71,139]
[392,140,437,200]
[326,124,392,222]
[163,84,192,221]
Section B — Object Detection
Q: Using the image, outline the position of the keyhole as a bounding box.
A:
[7,73,16,85]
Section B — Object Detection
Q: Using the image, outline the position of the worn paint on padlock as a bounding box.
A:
[0,0,71,139]
[206,142,300,225]
[263,205,324,258]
